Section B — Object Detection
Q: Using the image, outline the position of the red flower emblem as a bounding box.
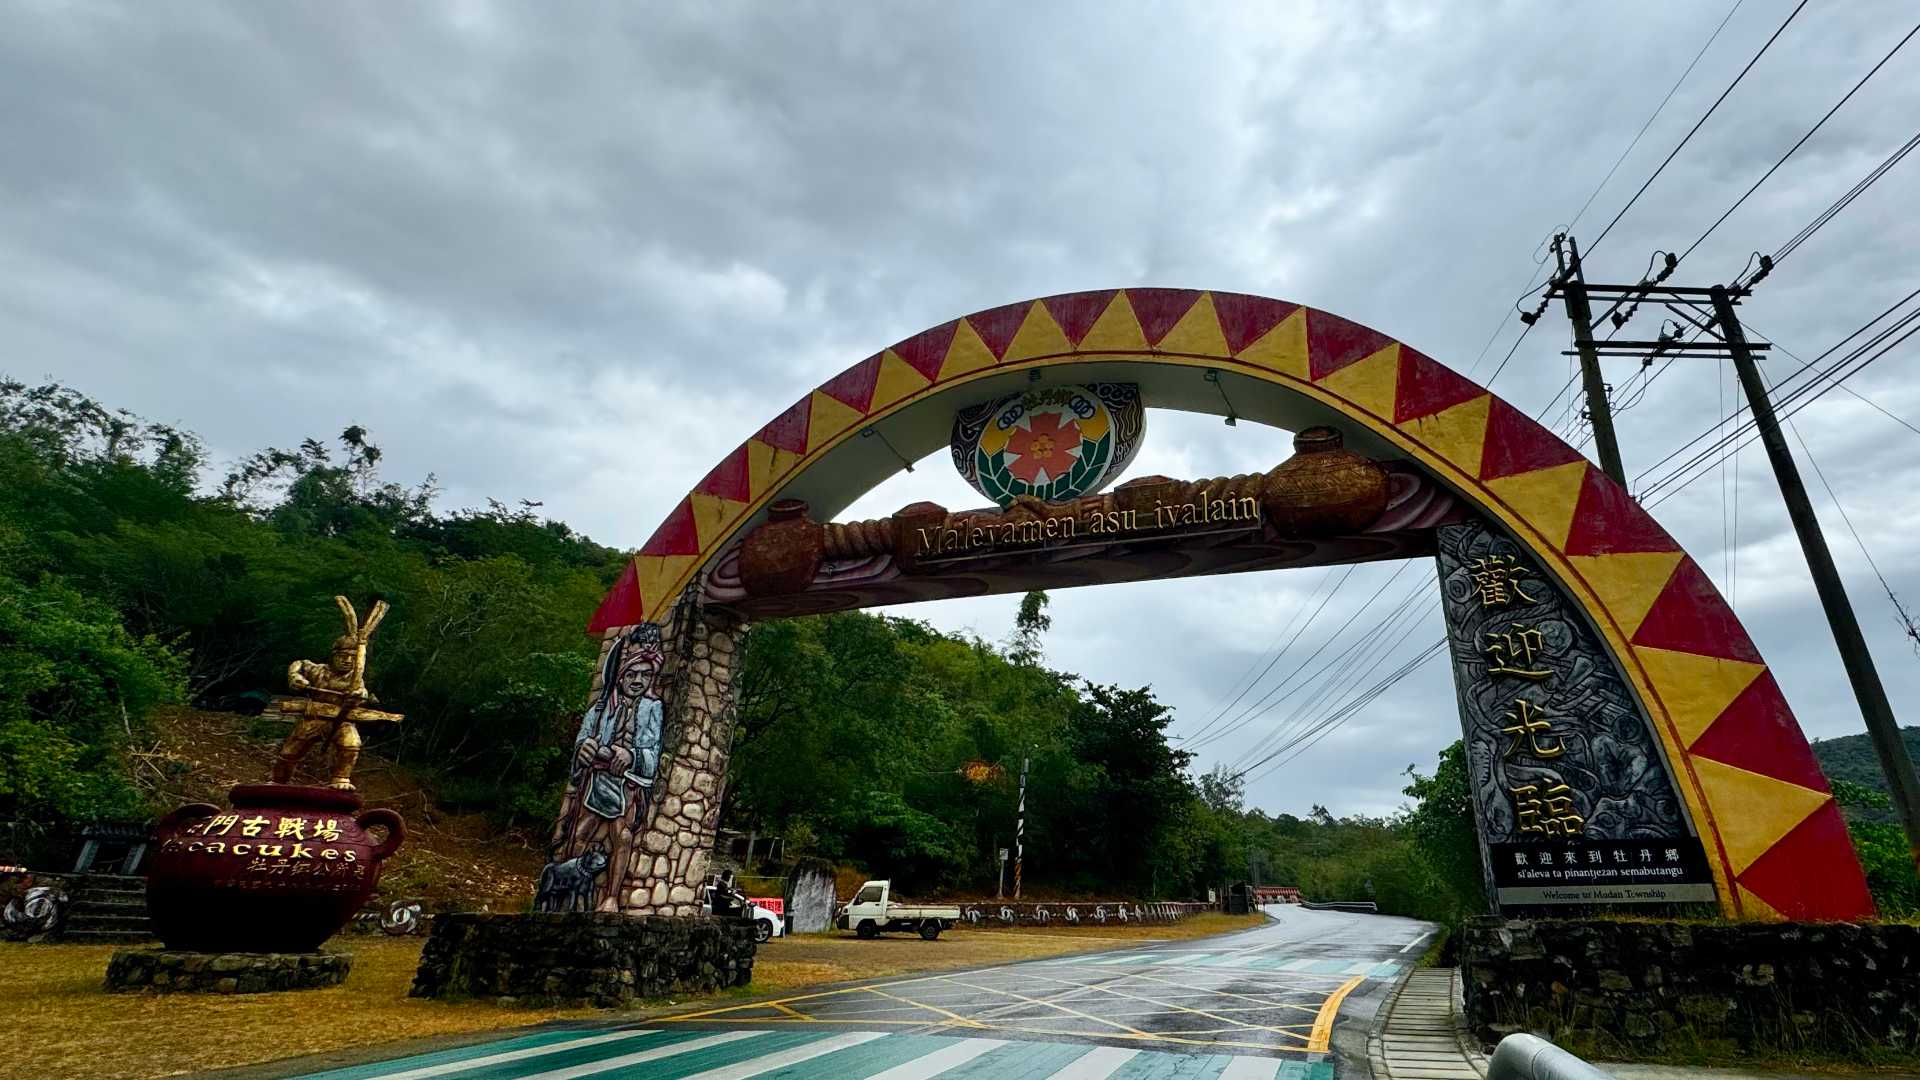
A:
[1005,411,1082,485]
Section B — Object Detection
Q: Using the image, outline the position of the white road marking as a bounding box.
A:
[1045,1046,1141,1079]
[677,1031,888,1079]
[861,1037,1007,1080]
[362,1031,657,1080]
[518,1031,764,1080]
[1219,1057,1283,1080]
[1400,933,1433,954]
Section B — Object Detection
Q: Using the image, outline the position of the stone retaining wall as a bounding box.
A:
[410,911,756,1007]
[1461,916,1920,1052]
[105,948,351,993]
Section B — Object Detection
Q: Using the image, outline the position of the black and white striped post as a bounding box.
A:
[1013,754,1029,899]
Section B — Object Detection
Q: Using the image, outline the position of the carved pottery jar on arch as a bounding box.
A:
[146,784,405,952]
[1261,426,1389,536]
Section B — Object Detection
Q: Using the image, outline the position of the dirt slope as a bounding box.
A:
[134,705,542,910]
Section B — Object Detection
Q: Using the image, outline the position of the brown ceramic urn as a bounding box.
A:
[146,784,404,953]
[1261,426,1388,537]
[738,499,827,596]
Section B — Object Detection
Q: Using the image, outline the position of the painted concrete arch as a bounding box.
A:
[589,289,1872,922]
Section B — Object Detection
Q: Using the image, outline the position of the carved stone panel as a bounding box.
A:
[1436,519,1716,909]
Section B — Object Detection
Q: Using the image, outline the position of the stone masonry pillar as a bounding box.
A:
[542,579,745,916]
[624,596,743,915]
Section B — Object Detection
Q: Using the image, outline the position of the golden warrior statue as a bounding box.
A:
[272,596,403,791]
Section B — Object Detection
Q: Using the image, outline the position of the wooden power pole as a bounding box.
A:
[1534,248,1920,873]
[1711,285,1920,870]
[1552,234,1628,487]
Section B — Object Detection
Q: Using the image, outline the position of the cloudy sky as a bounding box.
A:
[7,1,1919,819]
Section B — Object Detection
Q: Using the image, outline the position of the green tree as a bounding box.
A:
[0,574,185,820]
[1833,779,1920,917]
[1400,740,1490,921]
[1009,590,1051,665]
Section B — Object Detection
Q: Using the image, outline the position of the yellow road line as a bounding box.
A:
[931,975,1159,1041]
[1120,969,1327,1016]
[661,986,863,1022]
[989,1025,1315,1054]
[1015,970,1310,1044]
[857,984,991,1029]
[1307,975,1365,1053]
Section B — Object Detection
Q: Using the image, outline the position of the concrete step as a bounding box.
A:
[61,928,156,944]
[70,891,145,907]
[68,913,152,931]
[75,873,146,887]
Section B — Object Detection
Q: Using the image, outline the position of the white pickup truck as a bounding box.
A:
[835,879,960,940]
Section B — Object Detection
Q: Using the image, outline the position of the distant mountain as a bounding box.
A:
[1810,725,1920,822]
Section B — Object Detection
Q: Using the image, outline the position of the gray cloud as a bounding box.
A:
[6,0,1919,819]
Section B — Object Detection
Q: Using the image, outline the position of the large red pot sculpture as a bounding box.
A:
[147,784,405,952]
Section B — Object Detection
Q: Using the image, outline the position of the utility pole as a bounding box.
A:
[1712,285,1920,870]
[1013,754,1029,900]
[1550,233,1628,487]
[1535,254,1920,873]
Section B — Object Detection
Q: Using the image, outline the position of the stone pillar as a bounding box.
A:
[541,580,745,916]
[624,596,743,915]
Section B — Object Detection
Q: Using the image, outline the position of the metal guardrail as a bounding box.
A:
[1488,1034,1616,1080]
[956,901,1213,927]
[1299,900,1378,913]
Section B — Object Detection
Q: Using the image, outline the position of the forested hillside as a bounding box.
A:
[1812,727,1920,821]
[0,379,1488,920]
[1812,728,1920,916]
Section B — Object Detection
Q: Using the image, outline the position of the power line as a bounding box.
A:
[1181,567,1335,741]
[1217,576,1437,767]
[1678,21,1920,263]
[1786,412,1920,657]
[1640,315,1919,504]
[1628,285,1920,492]
[1259,596,1442,756]
[1588,0,1811,255]
[1223,1,1816,783]
[1643,309,1920,506]
[1463,2,1745,389]
[1569,0,1750,231]
[1192,562,1418,752]
[1241,635,1449,785]
[1182,563,1361,747]
[1774,127,1920,264]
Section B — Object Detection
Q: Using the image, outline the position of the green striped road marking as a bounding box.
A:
[741,1033,981,1079]
[680,1030,888,1078]
[1107,1048,1232,1078]
[937,1039,1114,1079]
[539,1029,854,1080]
[289,1029,651,1080]
[457,1029,783,1080]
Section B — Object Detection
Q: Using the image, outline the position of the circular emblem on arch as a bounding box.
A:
[951,382,1145,505]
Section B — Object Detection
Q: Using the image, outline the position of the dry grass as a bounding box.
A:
[749,913,1264,991]
[7,914,1264,1079]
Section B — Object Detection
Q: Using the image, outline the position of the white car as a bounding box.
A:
[747,896,786,942]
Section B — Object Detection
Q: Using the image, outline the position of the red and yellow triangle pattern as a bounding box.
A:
[587,290,1872,923]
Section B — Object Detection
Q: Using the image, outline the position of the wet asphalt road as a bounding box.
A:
[658,905,1435,1075]
[284,906,1435,1080]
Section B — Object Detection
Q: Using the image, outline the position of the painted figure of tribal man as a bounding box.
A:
[547,623,667,912]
